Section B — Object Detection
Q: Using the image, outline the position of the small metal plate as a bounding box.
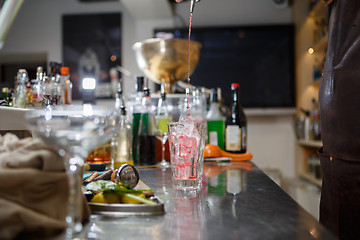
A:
[88,197,165,216]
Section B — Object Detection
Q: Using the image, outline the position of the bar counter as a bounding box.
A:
[78,162,337,240]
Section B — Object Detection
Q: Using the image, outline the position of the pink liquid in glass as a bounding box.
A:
[171,135,198,179]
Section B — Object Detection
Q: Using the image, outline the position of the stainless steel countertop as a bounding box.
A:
[79,162,337,240]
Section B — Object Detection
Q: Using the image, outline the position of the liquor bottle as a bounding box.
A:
[13,69,28,108]
[115,81,125,110]
[43,62,61,107]
[49,62,61,84]
[138,88,157,166]
[25,76,33,105]
[206,88,225,150]
[225,83,247,153]
[112,99,133,169]
[42,76,60,107]
[131,76,144,164]
[32,66,44,105]
[1,87,10,106]
[60,67,73,105]
[115,106,133,168]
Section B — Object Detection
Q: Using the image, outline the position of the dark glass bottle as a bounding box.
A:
[225,83,247,153]
[138,88,157,165]
[132,76,144,165]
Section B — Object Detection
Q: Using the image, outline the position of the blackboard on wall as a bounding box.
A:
[155,25,295,108]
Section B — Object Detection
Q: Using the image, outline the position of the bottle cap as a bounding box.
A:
[18,69,27,74]
[17,69,28,82]
[61,67,69,76]
[231,83,240,89]
[37,66,43,73]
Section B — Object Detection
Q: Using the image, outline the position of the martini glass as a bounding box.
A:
[25,104,118,237]
[155,85,171,168]
[155,121,170,168]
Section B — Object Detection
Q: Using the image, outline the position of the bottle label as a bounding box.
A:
[209,131,218,146]
[225,125,241,151]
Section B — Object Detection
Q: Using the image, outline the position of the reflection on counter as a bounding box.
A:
[170,190,206,240]
[206,164,250,196]
[226,168,247,195]
[205,163,249,224]
[155,162,253,240]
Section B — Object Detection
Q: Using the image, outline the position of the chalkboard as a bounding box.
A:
[155,25,295,108]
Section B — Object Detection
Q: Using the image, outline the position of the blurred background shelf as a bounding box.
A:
[309,0,327,18]
[313,33,328,52]
[299,172,322,187]
[312,77,321,87]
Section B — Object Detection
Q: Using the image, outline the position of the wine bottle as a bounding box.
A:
[225,83,247,153]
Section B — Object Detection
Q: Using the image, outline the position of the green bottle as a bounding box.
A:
[206,88,225,150]
[132,76,144,165]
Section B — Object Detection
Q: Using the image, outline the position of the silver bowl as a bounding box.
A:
[133,38,201,93]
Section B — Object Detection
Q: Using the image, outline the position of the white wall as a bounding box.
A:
[0,0,296,178]
[247,114,296,179]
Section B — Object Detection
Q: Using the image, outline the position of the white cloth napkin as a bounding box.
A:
[0,133,90,239]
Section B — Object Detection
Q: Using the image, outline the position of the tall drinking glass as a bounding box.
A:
[25,104,118,237]
[167,121,206,190]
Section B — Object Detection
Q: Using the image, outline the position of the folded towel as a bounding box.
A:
[0,133,90,239]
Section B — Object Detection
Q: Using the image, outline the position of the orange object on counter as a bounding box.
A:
[204,144,252,161]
